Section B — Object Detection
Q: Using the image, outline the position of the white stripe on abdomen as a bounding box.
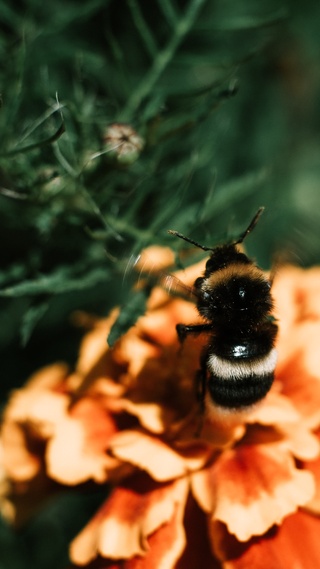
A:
[207,348,277,379]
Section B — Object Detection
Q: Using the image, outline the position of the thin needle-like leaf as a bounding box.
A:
[119,0,207,121]
[1,123,65,157]
[156,0,179,27]
[127,0,158,58]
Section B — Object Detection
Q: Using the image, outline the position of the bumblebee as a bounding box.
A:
[169,208,278,413]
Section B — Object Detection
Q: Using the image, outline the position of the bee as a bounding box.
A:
[168,207,278,413]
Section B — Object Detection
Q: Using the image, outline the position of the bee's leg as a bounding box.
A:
[194,350,208,436]
[176,323,212,343]
[197,350,208,413]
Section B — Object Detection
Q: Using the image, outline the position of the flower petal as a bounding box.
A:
[276,423,320,461]
[246,391,301,426]
[110,430,210,482]
[139,299,197,347]
[213,510,320,569]
[110,431,186,481]
[47,397,123,484]
[126,497,187,569]
[76,314,117,378]
[192,444,315,541]
[70,474,189,565]
[1,422,40,481]
[25,362,70,390]
[276,328,320,429]
[302,453,320,515]
[115,333,161,377]
[273,266,320,327]
[116,400,170,434]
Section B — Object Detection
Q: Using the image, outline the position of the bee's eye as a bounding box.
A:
[202,291,217,308]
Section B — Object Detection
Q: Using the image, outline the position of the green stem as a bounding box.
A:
[118,0,207,122]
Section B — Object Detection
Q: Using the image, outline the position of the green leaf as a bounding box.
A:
[107,287,149,346]
[20,301,50,346]
[0,267,110,297]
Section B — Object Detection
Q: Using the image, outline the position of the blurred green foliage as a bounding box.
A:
[1,0,320,566]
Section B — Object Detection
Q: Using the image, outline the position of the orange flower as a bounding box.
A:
[1,255,320,568]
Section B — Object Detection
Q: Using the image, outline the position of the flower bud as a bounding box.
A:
[103,123,144,165]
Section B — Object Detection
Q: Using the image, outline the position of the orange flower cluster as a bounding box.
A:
[1,255,320,568]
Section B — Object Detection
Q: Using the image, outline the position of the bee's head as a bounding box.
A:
[203,244,251,276]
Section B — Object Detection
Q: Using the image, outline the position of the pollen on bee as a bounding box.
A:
[203,264,268,290]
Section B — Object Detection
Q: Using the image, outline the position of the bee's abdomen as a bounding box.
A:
[206,347,277,408]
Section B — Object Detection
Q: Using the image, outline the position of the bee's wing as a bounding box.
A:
[159,272,197,301]
[124,253,198,302]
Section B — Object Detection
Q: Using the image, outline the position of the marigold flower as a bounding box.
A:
[1,254,320,568]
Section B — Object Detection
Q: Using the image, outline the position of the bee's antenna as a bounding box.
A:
[234,207,265,245]
[168,230,214,252]
[169,207,265,251]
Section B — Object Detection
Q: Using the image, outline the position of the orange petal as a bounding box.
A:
[74,312,129,395]
[70,474,189,565]
[275,423,320,461]
[277,321,320,380]
[0,422,40,481]
[125,496,187,569]
[2,379,69,429]
[191,443,315,541]
[135,245,175,271]
[302,453,320,515]
[76,314,117,378]
[272,266,304,333]
[47,397,121,485]
[246,391,301,426]
[0,390,71,482]
[115,333,160,377]
[139,299,198,347]
[116,400,169,434]
[273,266,320,328]
[113,341,198,428]
[25,362,70,390]
[110,431,186,481]
[110,430,210,481]
[214,510,320,569]
[276,342,320,429]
